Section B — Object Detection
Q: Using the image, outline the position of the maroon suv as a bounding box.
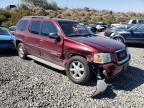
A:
[15,16,130,84]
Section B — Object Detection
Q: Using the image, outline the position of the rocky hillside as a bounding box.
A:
[0,5,144,27]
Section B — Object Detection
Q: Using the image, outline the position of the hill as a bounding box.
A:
[0,5,144,27]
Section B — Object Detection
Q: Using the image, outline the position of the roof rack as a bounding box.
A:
[23,16,49,18]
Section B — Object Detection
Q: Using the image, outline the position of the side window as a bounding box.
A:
[131,20,137,24]
[138,20,144,24]
[29,21,41,34]
[41,21,58,36]
[135,25,144,32]
[16,20,28,31]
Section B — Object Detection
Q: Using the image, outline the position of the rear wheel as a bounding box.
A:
[66,56,92,84]
[17,43,27,59]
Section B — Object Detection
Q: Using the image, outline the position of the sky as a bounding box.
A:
[0,0,144,13]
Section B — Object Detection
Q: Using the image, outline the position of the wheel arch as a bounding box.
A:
[64,53,88,66]
[69,53,87,59]
[15,40,23,48]
[113,35,126,43]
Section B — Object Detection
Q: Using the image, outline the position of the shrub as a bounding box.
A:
[1,5,144,27]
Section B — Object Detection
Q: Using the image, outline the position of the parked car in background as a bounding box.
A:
[128,19,144,24]
[88,22,109,33]
[15,16,130,84]
[0,27,15,49]
[86,24,97,33]
[111,19,144,28]
[104,24,132,37]
[95,22,109,32]
[9,26,16,34]
[110,24,144,44]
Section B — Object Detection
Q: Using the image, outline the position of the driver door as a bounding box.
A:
[39,20,63,66]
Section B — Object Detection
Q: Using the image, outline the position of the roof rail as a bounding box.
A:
[23,16,49,18]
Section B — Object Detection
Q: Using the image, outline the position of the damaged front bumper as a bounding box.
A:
[102,54,131,79]
[90,54,131,80]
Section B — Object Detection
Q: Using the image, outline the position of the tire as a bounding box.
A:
[115,37,124,43]
[17,43,27,59]
[66,56,92,84]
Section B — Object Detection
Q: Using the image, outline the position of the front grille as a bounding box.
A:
[116,49,127,63]
[0,40,12,44]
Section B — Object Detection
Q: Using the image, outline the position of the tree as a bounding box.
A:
[21,0,59,10]
[22,0,47,7]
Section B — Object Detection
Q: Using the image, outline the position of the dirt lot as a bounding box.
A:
[0,45,144,108]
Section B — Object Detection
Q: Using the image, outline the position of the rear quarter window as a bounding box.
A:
[16,20,28,31]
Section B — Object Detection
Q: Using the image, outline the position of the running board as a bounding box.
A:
[27,55,65,71]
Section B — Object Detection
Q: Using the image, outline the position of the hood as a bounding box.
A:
[0,35,15,40]
[115,31,130,36]
[72,36,125,52]
[118,31,129,34]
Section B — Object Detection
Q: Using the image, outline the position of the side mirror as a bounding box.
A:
[49,33,61,41]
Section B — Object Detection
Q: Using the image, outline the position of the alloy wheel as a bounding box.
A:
[69,61,85,80]
[18,45,25,58]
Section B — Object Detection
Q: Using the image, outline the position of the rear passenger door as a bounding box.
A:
[39,20,63,66]
[25,20,42,57]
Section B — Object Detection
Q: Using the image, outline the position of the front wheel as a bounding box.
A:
[66,56,92,84]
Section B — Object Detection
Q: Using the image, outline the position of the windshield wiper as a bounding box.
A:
[83,33,96,37]
[68,33,95,37]
[68,34,85,37]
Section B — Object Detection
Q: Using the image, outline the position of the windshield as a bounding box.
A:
[58,21,94,37]
[127,24,140,31]
[127,24,144,32]
[0,28,11,35]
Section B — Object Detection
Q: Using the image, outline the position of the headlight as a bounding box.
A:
[94,53,112,64]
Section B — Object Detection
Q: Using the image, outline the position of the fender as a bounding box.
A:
[112,35,126,43]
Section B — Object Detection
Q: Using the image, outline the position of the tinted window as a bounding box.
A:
[41,21,58,36]
[131,20,137,24]
[138,20,144,24]
[29,21,41,34]
[17,20,28,31]
[58,21,93,37]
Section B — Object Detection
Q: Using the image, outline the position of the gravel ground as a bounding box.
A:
[0,46,144,108]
